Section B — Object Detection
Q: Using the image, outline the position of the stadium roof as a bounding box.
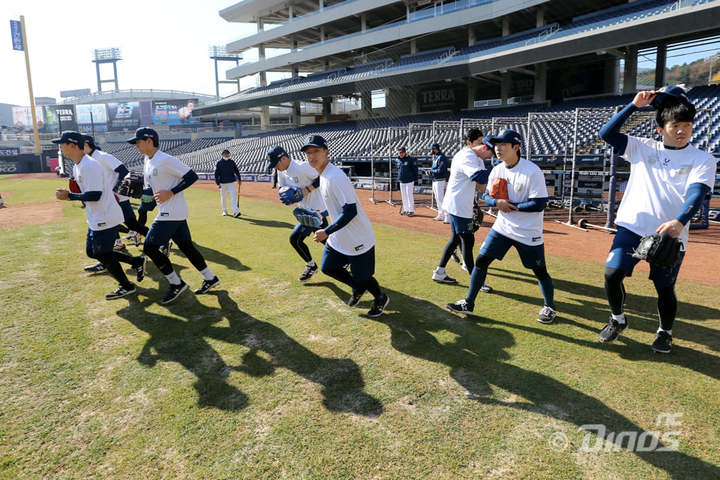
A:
[58,89,217,105]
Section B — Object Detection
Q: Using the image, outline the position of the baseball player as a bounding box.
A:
[53,131,146,300]
[267,145,328,281]
[396,147,418,216]
[432,128,492,290]
[214,149,241,217]
[429,142,450,222]
[447,129,556,324]
[597,86,715,353]
[302,135,390,318]
[128,127,219,304]
[81,134,145,273]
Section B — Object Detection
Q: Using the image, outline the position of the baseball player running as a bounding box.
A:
[302,135,390,318]
[448,129,557,325]
[54,131,146,300]
[429,142,451,222]
[128,127,220,304]
[432,128,492,290]
[214,148,241,217]
[267,145,328,281]
[597,86,716,353]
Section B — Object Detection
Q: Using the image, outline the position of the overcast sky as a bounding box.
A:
[2,1,718,106]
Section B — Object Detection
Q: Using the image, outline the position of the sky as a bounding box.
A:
[1,0,264,106]
[2,1,719,107]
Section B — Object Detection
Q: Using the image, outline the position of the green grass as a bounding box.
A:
[1,178,719,479]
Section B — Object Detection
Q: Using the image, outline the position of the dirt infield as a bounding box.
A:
[194,180,720,286]
[0,201,63,229]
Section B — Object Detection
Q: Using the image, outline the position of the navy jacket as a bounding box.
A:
[430,152,450,181]
[214,158,241,185]
[396,155,418,183]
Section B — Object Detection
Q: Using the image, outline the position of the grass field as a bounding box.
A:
[1,177,719,479]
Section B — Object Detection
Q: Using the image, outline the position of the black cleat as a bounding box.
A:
[161,281,188,304]
[447,299,473,314]
[134,256,147,282]
[159,240,173,257]
[367,293,390,318]
[537,306,557,324]
[105,284,136,300]
[194,276,220,294]
[652,331,673,353]
[480,284,493,293]
[298,263,318,282]
[234,211,242,218]
[599,317,628,343]
[347,290,364,307]
[84,262,106,273]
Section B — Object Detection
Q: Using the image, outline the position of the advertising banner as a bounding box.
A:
[107,102,140,131]
[12,106,45,132]
[76,104,109,133]
[152,99,199,125]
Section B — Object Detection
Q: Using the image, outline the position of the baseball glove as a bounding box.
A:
[631,233,682,268]
[490,177,509,200]
[279,186,303,205]
[293,207,322,228]
[471,201,483,232]
[117,172,144,198]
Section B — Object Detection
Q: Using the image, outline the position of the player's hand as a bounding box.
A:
[632,90,657,108]
[496,199,518,213]
[656,219,683,238]
[313,230,328,243]
[154,190,174,203]
[55,189,69,201]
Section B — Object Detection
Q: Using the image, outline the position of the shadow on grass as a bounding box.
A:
[231,216,295,229]
[170,243,251,273]
[116,289,382,417]
[306,280,720,479]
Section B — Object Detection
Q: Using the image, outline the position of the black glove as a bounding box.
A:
[632,233,682,268]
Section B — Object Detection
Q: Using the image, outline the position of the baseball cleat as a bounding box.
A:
[480,284,493,293]
[347,290,364,307]
[194,276,220,294]
[652,331,673,353]
[129,232,142,246]
[161,281,188,304]
[447,299,473,314]
[367,293,390,318]
[599,317,628,343]
[433,216,444,221]
[432,268,457,284]
[84,262,106,273]
[406,212,414,217]
[105,284,137,300]
[537,306,557,324]
[222,211,229,216]
[234,211,242,218]
[159,241,173,257]
[298,263,318,281]
[134,256,147,282]
[113,239,127,252]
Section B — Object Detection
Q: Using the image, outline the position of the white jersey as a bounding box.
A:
[319,162,375,256]
[91,149,129,202]
[488,158,548,246]
[143,150,192,221]
[73,155,124,231]
[442,147,487,219]
[278,159,325,212]
[615,136,716,246]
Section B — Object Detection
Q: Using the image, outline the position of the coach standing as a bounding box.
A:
[396,147,418,216]
[214,149,241,217]
[429,142,450,222]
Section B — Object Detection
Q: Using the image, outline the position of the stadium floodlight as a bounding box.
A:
[209,46,242,60]
[93,48,122,62]
[209,46,242,99]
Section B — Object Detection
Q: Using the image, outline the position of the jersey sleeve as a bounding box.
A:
[277,171,289,188]
[84,162,105,192]
[331,171,356,206]
[163,155,192,178]
[687,155,718,190]
[103,152,123,171]
[622,136,654,164]
[460,155,484,179]
[528,167,549,198]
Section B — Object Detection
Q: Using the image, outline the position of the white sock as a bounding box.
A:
[657,328,672,336]
[306,260,316,267]
[166,271,181,285]
[199,267,215,281]
[611,313,626,324]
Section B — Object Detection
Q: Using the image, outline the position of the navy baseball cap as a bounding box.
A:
[398,147,407,153]
[267,145,288,169]
[51,131,85,147]
[651,85,693,110]
[482,135,496,156]
[82,134,100,151]
[127,127,159,144]
[430,143,440,150]
[300,135,329,152]
[222,149,231,155]
[488,129,523,147]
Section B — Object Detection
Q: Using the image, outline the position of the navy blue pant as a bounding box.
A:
[321,245,382,299]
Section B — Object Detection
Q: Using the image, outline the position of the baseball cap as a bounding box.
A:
[82,134,100,151]
[487,129,523,147]
[482,135,496,157]
[267,145,288,169]
[398,147,407,153]
[651,85,693,110]
[127,127,159,144]
[430,142,440,150]
[51,131,85,147]
[222,149,231,155]
[300,135,329,152]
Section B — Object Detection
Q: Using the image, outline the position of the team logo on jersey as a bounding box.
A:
[152,168,159,176]
[661,157,671,167]
[515,182,523,192]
